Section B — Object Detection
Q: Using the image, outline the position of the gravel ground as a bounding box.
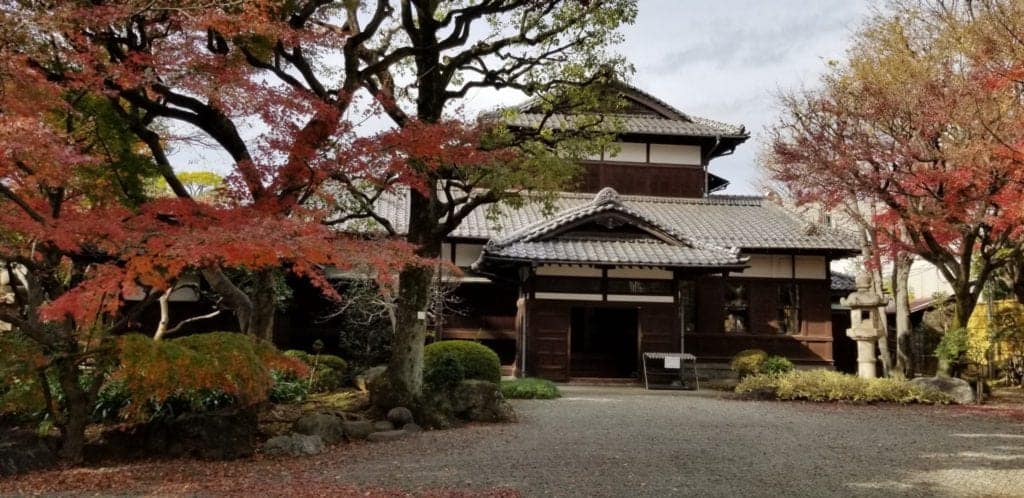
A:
[327,386,1024,497]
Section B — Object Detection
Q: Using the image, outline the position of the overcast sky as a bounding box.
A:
[616,0,874,194]
[168,1,875,196]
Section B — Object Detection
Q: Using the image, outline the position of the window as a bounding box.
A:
[778,283,800,334]
[723,281,749,333]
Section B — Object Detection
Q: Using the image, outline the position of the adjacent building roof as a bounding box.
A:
[348,188,859,253]
[478,187,748,268]
[831,272,857,293]
[493,82,749,140]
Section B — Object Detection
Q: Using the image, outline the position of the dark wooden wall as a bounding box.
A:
[577,162,705,197]
[691,277,833,364]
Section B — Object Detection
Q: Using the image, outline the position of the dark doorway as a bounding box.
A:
[570,307,639,378]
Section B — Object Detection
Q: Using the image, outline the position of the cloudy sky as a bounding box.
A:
[169,1,875,195]
[615,0,874,194]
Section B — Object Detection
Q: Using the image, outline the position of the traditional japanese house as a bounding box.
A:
[364,83,859,380]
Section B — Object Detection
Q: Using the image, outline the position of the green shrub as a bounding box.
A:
[730,349,768,378]
[283,349,311,363]
[424,340,501,384]
[762,356,795,375]
[282,350,349,392]
[935,327,969,371]
[500,378,561,399]
[736,370,951,404]
[269,370,309,403]
[424,354,465,391]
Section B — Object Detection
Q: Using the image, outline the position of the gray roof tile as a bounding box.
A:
[337,188,859,253]
[487,239,746,267]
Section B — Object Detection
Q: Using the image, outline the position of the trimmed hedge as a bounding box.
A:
[424,340,501,385]
[730,349,768,378]
[762,356,795,375]
[500,378,561,399]
[736,370,952,404]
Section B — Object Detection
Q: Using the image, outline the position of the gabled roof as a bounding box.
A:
[498,82,749,139]
[477,188,748,269]
[337,188,860,253]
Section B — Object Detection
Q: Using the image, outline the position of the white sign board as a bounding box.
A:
[663,356,681,369]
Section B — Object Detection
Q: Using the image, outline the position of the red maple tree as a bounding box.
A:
[763,1,1024,375]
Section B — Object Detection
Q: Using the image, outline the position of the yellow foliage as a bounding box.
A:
[965,299,1024,366]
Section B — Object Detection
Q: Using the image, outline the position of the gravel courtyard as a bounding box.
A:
[332,385,1024,497]
[3,385,1023,496]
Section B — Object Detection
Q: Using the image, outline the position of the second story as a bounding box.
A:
[503,82,750,198]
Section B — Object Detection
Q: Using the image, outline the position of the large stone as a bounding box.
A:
[263,434,325,456]
[910,376,976,404]
[403,423,422,433]
[356,365,387,392]
[387,407,414,426]
[291,412,345,445]
[0,429,55,476]
[373,420,395,432]
[89,407,259,461]
[367,430,408,443]
[451,380,516,423]
[341,420,375,440]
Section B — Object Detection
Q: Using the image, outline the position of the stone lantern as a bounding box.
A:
[840,272,887,379]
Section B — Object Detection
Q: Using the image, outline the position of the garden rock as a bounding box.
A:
[387,406,414,426]
[373,420,395,432]
[89,407,259,461]
[263,434,325,456]
[403,423,422,433]
[910,376,975,404]
[291,412,345,445]
[0,429,55,476]
[367,430,408,443]
[451,379,516,423]
[342,420,375,440]
[356,365,387,392]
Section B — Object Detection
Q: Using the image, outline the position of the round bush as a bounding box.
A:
[762,356,795,375]
[424,340,501,385]
[730,349,768,378]
[424,354,465,391]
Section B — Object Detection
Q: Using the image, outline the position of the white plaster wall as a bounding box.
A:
[454,244,483,267]
[649,144,701,165]
[605,142,647,162]
[735,255,826,280]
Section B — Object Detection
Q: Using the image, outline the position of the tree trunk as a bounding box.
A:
[153,288,172,341]
[871,265,893,377]
[385,185,441,408]
[936,290,980,377]
[248,269,277,342]
[55,360,90,464]
[893,253,913,377]
[387,263,433,408]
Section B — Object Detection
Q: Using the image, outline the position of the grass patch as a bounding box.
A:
[736,370,952,404]
[500,378,561,399]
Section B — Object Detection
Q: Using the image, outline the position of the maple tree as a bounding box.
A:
[3,0,634,408]
[1,0,632,456]
[763,0,1024,375]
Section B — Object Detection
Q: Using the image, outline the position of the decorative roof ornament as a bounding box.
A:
[593,187,620,205]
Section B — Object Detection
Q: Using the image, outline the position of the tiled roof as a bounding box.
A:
[339,188,859,252]
[486,239,747,267]
[502,112,746,138]
[479,187,747,268]
[494,82,748,138]
[831,272,857,292]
